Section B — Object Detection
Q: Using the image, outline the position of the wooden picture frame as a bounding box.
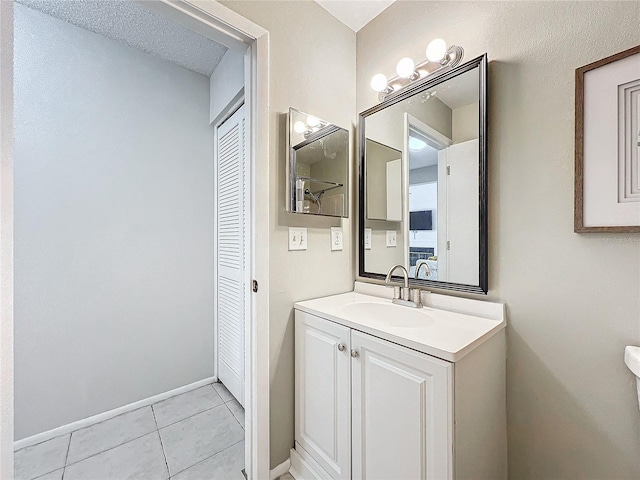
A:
[575,45,640,233]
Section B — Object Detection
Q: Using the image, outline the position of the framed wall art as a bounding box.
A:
[575,45,640,233]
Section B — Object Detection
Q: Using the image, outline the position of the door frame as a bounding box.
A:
[0,1,271,478]
[403,113,452,271]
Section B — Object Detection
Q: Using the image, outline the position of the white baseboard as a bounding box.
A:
[269,457,291,480]
[14,376,217,450]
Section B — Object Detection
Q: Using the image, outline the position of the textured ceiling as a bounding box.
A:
[315,0,395,32]
[17,0,228,76]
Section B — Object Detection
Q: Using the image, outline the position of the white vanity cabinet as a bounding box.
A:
[291,291,506,480]
[351,329,452,480]
[294,312,351,480]
[294,310,452,480]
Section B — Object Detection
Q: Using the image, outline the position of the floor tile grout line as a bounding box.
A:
[20,434,72,480]
[63,432,72,465]
[151,405,171,479]
[154,382,224,430]
[223,402,245,430]
[63,429,156,469]
[60,432,72,480]
[156,401,228,431]
[209,384,228,404]
[167,439,245,479]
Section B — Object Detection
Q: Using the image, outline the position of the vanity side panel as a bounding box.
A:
[454,330,506,479]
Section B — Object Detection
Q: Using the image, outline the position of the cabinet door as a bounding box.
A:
[295,311,351,479]
[351,331,453,480]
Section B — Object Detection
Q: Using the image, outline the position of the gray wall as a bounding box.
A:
[209,48,244,125]
[358,1,640,478]
[14,4,215,439]
[221,0,356,468]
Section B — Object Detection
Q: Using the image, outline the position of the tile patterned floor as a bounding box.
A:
[15,382,245,480]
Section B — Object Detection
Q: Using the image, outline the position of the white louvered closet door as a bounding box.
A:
[216,104,246,406]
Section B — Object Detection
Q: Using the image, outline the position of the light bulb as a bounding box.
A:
[307,115,320,127]
[396,57,416,78]
[293,121,306,134]
[370,73,388,92]
[426,38,447,62]
[409,137,427,151]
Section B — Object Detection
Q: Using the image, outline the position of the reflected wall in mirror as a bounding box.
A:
[359,55,487,294]
[287,107,349,217]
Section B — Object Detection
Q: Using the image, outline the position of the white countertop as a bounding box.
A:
[295,291,506,362]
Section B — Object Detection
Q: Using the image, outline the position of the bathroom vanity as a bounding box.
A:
[290,283,506,480]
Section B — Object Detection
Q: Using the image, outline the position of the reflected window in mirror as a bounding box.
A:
[359,55,487,294]
[287,107,349,218]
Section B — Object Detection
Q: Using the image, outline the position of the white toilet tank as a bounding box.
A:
[624,346,640,409]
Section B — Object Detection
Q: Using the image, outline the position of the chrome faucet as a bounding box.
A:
[415,261,431,279]
[385,264,423,308]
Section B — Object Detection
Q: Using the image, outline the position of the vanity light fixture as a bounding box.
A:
[370,73,394,95]
[370,38,465,100]
[396,57,419,80]
[293,115,328,138]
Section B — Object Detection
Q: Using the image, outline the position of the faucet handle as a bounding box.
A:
[410,288,422,306]
[392,285,401,300]
[402,287,411,301]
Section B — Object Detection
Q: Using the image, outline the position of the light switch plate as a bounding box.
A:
[330,227,343,251]
[364,228,372,250]
[386,230,397,247]
[289,227,307,251]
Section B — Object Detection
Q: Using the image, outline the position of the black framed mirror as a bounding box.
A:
[358,54,488,294]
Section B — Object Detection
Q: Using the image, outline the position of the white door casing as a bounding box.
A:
[437,151,448,279]
[216,104,247,406]
[405,113,452,274]
[351,330,453,480]
[295,311,351,480]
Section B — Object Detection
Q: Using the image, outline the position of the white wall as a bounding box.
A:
[452,102,478,144]
[209,48,244,124]
[221,0,356,468]
[365,96,451,151]
[14,4,215,439]
[358,1,640,478]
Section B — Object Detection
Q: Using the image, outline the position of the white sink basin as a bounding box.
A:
[295,292,506,362]
[339,302,435,328]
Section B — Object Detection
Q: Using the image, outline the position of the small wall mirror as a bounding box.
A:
[359,55,487,294]
[287,107,349,217]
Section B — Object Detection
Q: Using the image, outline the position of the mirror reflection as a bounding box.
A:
[360,57,486,292]
[288,107,349,217]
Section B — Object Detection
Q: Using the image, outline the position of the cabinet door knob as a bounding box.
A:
[337,343,346,352]
[350,349,359,358]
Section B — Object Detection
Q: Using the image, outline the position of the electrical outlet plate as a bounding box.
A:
[330,227,343,251]
[364,228,372,250]
[289,227,308,251]
[386,230,397,247]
